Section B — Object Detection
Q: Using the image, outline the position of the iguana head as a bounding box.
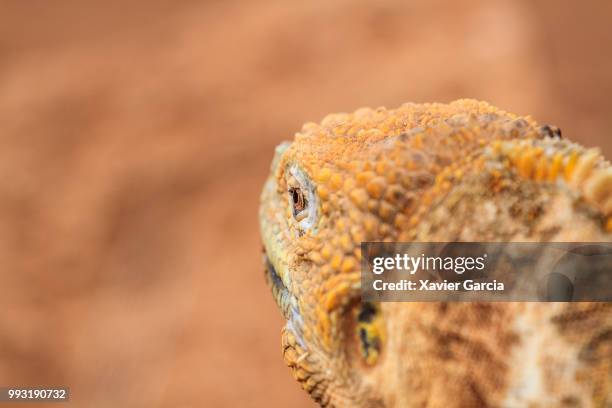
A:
[260,100,612,407]
[259,100,537,405]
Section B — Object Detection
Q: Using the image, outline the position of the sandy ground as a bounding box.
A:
[0,1,611,407]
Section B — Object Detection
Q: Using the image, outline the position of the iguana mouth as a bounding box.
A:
[263,252,292,320]
[265,255,285,291]
[264,250,289,308]
[263,251,307,348]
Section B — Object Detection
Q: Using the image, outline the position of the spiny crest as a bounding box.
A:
[486,138,612,230]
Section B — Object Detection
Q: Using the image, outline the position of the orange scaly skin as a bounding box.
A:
[259,100,612,407]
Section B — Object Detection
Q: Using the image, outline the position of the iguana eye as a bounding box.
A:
[289,187,307,215]
[286,165,318,233]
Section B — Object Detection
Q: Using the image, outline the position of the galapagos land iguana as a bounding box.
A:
[259,100,611,407]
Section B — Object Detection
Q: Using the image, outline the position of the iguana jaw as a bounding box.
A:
[261,219,307,350]
[260,180,293,316]
[260,144,308,348]
[263,252,291,319]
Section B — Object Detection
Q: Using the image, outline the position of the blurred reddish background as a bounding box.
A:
[0,1,610,407]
